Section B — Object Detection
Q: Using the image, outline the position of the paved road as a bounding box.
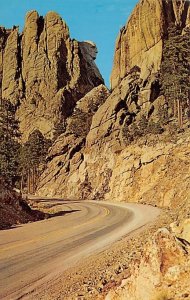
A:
[0,200,159,299]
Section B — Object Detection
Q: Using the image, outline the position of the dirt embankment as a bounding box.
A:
[0,188,46,230]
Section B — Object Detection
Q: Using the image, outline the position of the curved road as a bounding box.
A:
[0,200,159,299]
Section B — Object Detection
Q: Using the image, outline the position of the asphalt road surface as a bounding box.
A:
[0,200,160,299]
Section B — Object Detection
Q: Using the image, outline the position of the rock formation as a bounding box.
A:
[106,226,190,300]
[0,11,103,140]
[1,1,190,298]
[111,0,190,89]
[38,84,110,197]
[38,123,190,208]
[34,3,190,298]
[37,0,190,209]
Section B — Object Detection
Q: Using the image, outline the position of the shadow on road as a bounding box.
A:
[1,209,80,231]
[48,209,80,218]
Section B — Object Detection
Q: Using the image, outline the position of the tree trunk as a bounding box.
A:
[177,99,183,128]
[20,174,24,193]
[174,99,177,117]
[33,167,35,194]
[180,101,183,128]
[31,167,35,194]
[27,169,30,194]
[34,166,37,192]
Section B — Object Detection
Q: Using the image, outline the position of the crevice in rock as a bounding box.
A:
[0,28,10,96]
[70,40,75,78]
[36,167,59,190]
[61,88,78,118]
[80,173,92,200]
[46,144,69,162]
[69,139,85,160]
[141,154,164,166]
[142,79,148,88]
[119,111,128,126]
[150,79,161,102]
[176,236,190,254]
[114,100,126,114]
[148,105,154,118]
[37,16,44,46]
[104,122,114,138]
[57,39,71,89]
[144,38,162,53]
[162,0,176,30]
[44,22,51,67]
[15,32,22,79]
[181,1,190,29]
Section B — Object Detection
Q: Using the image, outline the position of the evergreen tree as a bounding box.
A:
[53,118,66,140]
[25,130,51,167]
[161,26,190,127]
[20,130,51,193]
[0,99,21,187]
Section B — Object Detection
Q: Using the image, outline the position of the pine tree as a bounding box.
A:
[53,118,66,140]
[161,26,190,127]
[20,130,51,193]
[0,99,21,187]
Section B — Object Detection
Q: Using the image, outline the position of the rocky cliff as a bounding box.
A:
[106,225,190,300]
[0,11,103,140]
[111,0,190,89]
[37,84,110,197]
[1,1,189,298]
[37,0,190,210]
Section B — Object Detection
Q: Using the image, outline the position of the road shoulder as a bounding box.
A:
[25,204,171,300]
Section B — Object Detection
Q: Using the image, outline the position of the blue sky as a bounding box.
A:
[0,0,138,87]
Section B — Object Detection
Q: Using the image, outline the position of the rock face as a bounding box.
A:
[0,27,12,97]
[38,122,190,209]
[37,84,110,197]
[37,0,190,207]
[105,227,190,300]
[34,2,190,298]
[0,11,103,140]
[111,0,190,89]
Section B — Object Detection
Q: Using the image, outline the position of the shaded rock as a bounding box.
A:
[37,84,110,197]
[37,1,190,208]
[111,0,190,89]
[0,184,46,230]
[0,11,103,141]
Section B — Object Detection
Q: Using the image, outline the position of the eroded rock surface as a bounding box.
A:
[111,0,190,89]
[37,84,110,197]
[0,11,103,140]
[38,122,190,209]
[105,226,190,300]
[37,0,190,209]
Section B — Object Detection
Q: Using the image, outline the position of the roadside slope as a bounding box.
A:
[0,200,159,300]
[0,185,46,230]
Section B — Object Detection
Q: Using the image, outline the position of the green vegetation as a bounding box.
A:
[53,117,66,140]
[160,26,190,127]
[20,130,51,194]
[68,108,92,138]
[0,99,21,187]
[122,114,164,144]
[0,98,51,193]
[123,25,190,143]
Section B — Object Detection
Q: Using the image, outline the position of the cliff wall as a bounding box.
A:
[0,11,103,140]
[37,0,190,210]
[111,0,190,89]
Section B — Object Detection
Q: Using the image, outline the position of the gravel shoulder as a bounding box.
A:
[17,200,167,300]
